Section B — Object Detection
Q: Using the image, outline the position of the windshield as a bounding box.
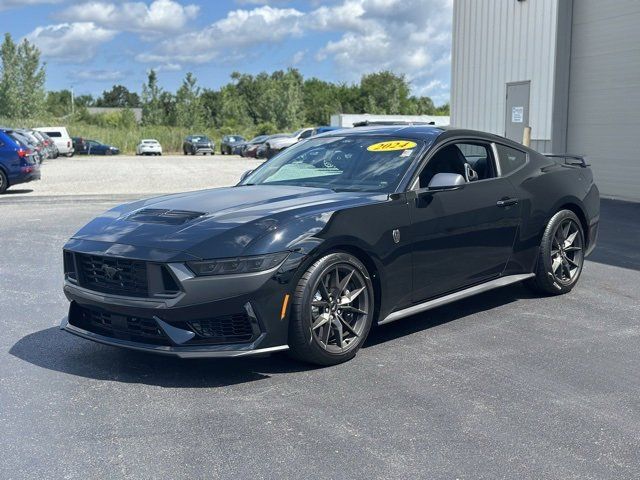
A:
[241,136,423,193]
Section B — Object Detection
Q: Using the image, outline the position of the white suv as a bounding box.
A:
[34,126,74,156]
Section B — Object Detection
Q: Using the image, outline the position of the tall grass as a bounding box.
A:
[0,116,261,154]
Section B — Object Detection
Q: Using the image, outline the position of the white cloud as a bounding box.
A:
[290,50,306,66]
[155,62,182,72]
[26,22,117,62]
[74,69,125,81]
[136,5,304,63]
[136,0,452,99]
[57,0,200,35]
[0,0,60,11]
[313,0,452,97]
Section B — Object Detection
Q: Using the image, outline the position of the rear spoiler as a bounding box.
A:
[543,153,589,167]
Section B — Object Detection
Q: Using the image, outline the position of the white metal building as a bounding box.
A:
[451,0,640,201]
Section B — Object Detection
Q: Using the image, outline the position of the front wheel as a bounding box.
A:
[528,209,585,295]
[288,252,374,366]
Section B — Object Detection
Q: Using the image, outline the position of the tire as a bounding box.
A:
[0,169,8,194]
[288,252,374,366]
[528,209,585,295]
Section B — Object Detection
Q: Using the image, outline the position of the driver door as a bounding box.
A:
[409,140,521,302]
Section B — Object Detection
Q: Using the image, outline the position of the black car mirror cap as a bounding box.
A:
[427,173,466,191]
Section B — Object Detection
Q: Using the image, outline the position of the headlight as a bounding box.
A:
[187,252,289,276]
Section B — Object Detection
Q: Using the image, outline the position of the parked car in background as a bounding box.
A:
[183,135,214,155]
[136,139,162,156]
[75,139,120,155]
[34,126,74,157]
[0,127,40,194]
[258,135,290,159]
[240,135,269,158]
[72,137,86,154]
[220,135,246,155]
[32,130,58,159]
[265,128,315,158]
[312,126,343,136]
[15,130,49,164]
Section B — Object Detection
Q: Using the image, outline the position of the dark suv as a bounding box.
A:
[182,135,214,155]
[0,128,41,193]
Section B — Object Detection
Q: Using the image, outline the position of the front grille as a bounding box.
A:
[76,253,148,297]
[188,314,255,344]
[69,303,170,345]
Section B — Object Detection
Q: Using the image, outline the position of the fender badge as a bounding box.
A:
[392,229,401,244]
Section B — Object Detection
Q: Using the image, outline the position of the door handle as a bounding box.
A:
[496,197,519,207]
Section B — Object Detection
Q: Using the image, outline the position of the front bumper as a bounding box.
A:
[61,252,296,357]
[61,313,289,358]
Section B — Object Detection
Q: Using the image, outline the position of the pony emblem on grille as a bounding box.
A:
[102,264,122,280]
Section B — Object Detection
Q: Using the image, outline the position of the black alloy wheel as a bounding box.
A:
[289,252,374,365]
[529,209,585,295]
[0,169,8,194]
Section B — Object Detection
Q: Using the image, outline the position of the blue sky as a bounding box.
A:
[0,0,453,105]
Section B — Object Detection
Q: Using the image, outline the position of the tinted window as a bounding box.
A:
[418,142,495,188]
[495,144,527,175]
[243,136,423,193]
[45,131,62,137]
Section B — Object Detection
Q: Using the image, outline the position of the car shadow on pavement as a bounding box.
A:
[10,284,535,386]
[2,189,34,195]
[9,327,318,388]
[365,282,535,348]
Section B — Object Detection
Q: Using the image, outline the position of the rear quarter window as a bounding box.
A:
[45,131,62,137]
[495,144,527,175]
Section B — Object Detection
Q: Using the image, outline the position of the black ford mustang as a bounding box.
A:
[61,126,599,365]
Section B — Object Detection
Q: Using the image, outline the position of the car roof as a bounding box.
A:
[314,125,516,145]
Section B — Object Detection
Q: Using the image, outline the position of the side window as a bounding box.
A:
[495,144,527,175]
[299,129,313,139]
[46,131,61,138]
[418,142,496,188]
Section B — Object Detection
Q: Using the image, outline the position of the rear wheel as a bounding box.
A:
[528,209,585,295]
[288,252,374,366]
[0,169,8,194]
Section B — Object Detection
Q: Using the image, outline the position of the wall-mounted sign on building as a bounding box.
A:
[511,106,524,123]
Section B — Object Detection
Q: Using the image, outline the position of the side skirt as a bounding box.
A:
[378,273,535,325]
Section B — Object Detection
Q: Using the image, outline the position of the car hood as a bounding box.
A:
[71,185,386,259]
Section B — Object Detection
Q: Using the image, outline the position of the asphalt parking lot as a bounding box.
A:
[1,165,639,478]
[4,154,262,197]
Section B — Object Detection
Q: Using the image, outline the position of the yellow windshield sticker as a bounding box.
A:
[367,140,417,152]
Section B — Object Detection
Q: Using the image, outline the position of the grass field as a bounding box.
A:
[0,117,262,154]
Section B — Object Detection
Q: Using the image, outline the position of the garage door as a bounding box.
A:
[566,0,640,201]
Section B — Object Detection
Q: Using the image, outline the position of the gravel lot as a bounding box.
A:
[3,154,262,197]
[1,162,639,479]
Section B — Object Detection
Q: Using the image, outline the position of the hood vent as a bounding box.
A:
[126,208,206,225]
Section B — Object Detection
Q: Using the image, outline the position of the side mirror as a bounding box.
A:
[239,169,253,183]
[427,173,466,191]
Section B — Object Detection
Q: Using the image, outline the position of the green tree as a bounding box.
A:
[303,78,341,125]
[96,85,140,108]
[46,89,73,117]
[359,71,412,114]
[15,38,46,118]
[0,33,20,118]
[141,69,163,125]
[271,68,304,130]
[175,72,205,129]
